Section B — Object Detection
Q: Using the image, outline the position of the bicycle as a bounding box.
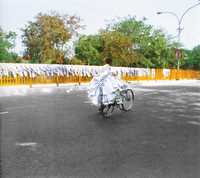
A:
[98,85,135,117]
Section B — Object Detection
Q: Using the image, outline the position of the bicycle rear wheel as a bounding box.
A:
[121,89,134,111]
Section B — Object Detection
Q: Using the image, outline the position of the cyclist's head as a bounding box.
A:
[105,57,112,65]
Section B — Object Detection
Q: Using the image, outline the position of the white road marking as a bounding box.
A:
[5,105,35,111]
[66,89,73,93]
[187,121,200,126]
[84,101,92,103]
[191,103,200,107]
[0,111,8,115]
[15,142,37,146]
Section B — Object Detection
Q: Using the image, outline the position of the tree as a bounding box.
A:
[74,35,103,65]
[100,30,140,66]
[106,16,177,68]
[74,31,140,66]
[183,45,200,69]
[190,45,200,69]
[22,12,82,64]
[74,16,181,68]
[0,27,19,63]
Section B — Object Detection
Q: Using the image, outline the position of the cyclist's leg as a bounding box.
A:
[98,86,104,112]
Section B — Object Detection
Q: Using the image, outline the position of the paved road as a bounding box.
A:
[0,82,200,178]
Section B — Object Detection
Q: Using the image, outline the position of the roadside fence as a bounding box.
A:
[0,63,199,87]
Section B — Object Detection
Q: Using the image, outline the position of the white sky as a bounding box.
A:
[1,0,200,54]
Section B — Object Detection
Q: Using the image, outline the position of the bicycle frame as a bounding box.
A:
[99,88,134,116]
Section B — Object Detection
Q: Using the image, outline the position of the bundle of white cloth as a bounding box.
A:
[88,64,128,106]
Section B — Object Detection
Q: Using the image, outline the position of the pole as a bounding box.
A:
[157,1,200,70]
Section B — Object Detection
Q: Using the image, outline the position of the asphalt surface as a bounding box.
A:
[0,82,200,178]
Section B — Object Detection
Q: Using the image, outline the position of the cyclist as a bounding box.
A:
[88,57,128,109]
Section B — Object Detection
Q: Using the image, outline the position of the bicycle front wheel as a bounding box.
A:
[121,89,134,111]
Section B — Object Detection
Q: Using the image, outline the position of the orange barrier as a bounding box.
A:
[122,69,200,81]
[0,69,199,87]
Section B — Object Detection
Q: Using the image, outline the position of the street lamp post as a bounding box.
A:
[157,1,200,70]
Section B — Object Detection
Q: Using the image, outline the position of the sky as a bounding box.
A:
[1,0,200,54]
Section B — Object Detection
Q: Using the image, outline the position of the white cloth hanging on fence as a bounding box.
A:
[163,69,170,77]
[0,63,172,81]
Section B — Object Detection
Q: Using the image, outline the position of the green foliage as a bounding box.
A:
[1,13,198,69]
[74,35,103,65]
[0,27,19,63]
[190,45,200,69]
[106,16,177,68]
[22,12,82,64]
[69,57,84,65]
[183,46,200,70]
[74,31,141,67]
[100,30,140,66]
[74,16,179,68]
